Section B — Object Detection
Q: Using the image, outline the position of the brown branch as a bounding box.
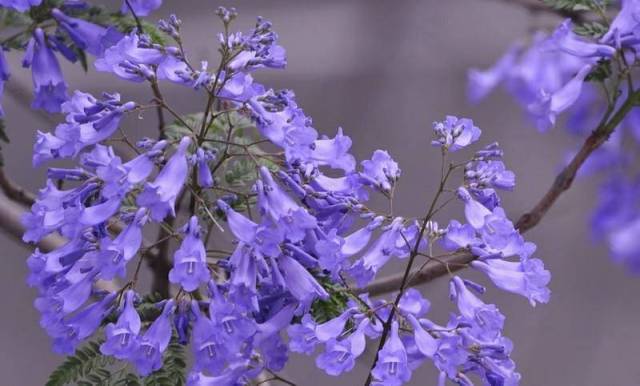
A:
[361,91,639,297]
[0,193,118,292]
[358,251,474,296]
[516,92,637,232]
[0,167,36,206]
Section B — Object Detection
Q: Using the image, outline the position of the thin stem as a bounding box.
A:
[363,150,453,385]
[361,89,640,297]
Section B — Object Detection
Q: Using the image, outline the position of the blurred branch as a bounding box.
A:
[0,193,118,292]
[361,90,639,296]
[515,92,638,231]
[0,167,36,206]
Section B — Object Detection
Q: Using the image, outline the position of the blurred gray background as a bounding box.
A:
[2,0,639,385]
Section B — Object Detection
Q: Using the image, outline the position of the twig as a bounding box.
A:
[124,0,144,32]
[363,152,453,385]
[515,91,638,232]
[360,90,640,297]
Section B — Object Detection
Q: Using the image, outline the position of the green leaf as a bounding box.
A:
[45,340,114,386]
[310,278,350,324]
[585,59,612,82]
[109,15,170,45]
[142,338,186,386]
[542,0,611,11]
[573,21,608,38]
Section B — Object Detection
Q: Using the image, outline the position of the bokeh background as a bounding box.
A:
[1,1,639,385]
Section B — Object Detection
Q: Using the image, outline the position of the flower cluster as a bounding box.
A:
[10,4,551,385]
[469,1,640,273]
[0,0,162,116]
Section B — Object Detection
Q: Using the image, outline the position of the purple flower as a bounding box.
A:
[186,368,245,386]
[229,17,286,72]
[195,148,215,188]
[98,208,146,279]
[468,43,521,103]
[371,321,411,385]
[137,137,191,221]
[550,19,616,58]
[607,218,640,272]
[405,315,438,358]
[169,217,209,291]
[315,218,382,276]
[601,0,640,47]
[465,156,515,208]
[315,308,354,342]
[132,300,175,375]
[278,253,329,307]
[52,9,123,57]
[121,0,163,17]
[25,29,67,113]
[0,0,41,12]
[472,258,551,306]
[398,288,430,317]
[441,220,477,251]
[432,116,481,152]
[450,277,505,340]
[476,208,528,259]
[287,314,319,354]
[95,32,164,81]
[207,283,257,350]
[529,64,593,131]
[457,187,491,229]
[245,90,318,159]
[360,150,401,194]
[52,293,116,354]
[0,47,9,116]
[309,128,356,172]
[256,167,317,242]
[32,91,136,165]
[315,318,368,376]
[101,290,141,359]
[349,217,405,287]
[591,175,640,239]
[190,301,228,374]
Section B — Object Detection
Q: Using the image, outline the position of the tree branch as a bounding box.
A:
[361,91,639,296]
[0,167,36,206]
[0,193,118,292]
